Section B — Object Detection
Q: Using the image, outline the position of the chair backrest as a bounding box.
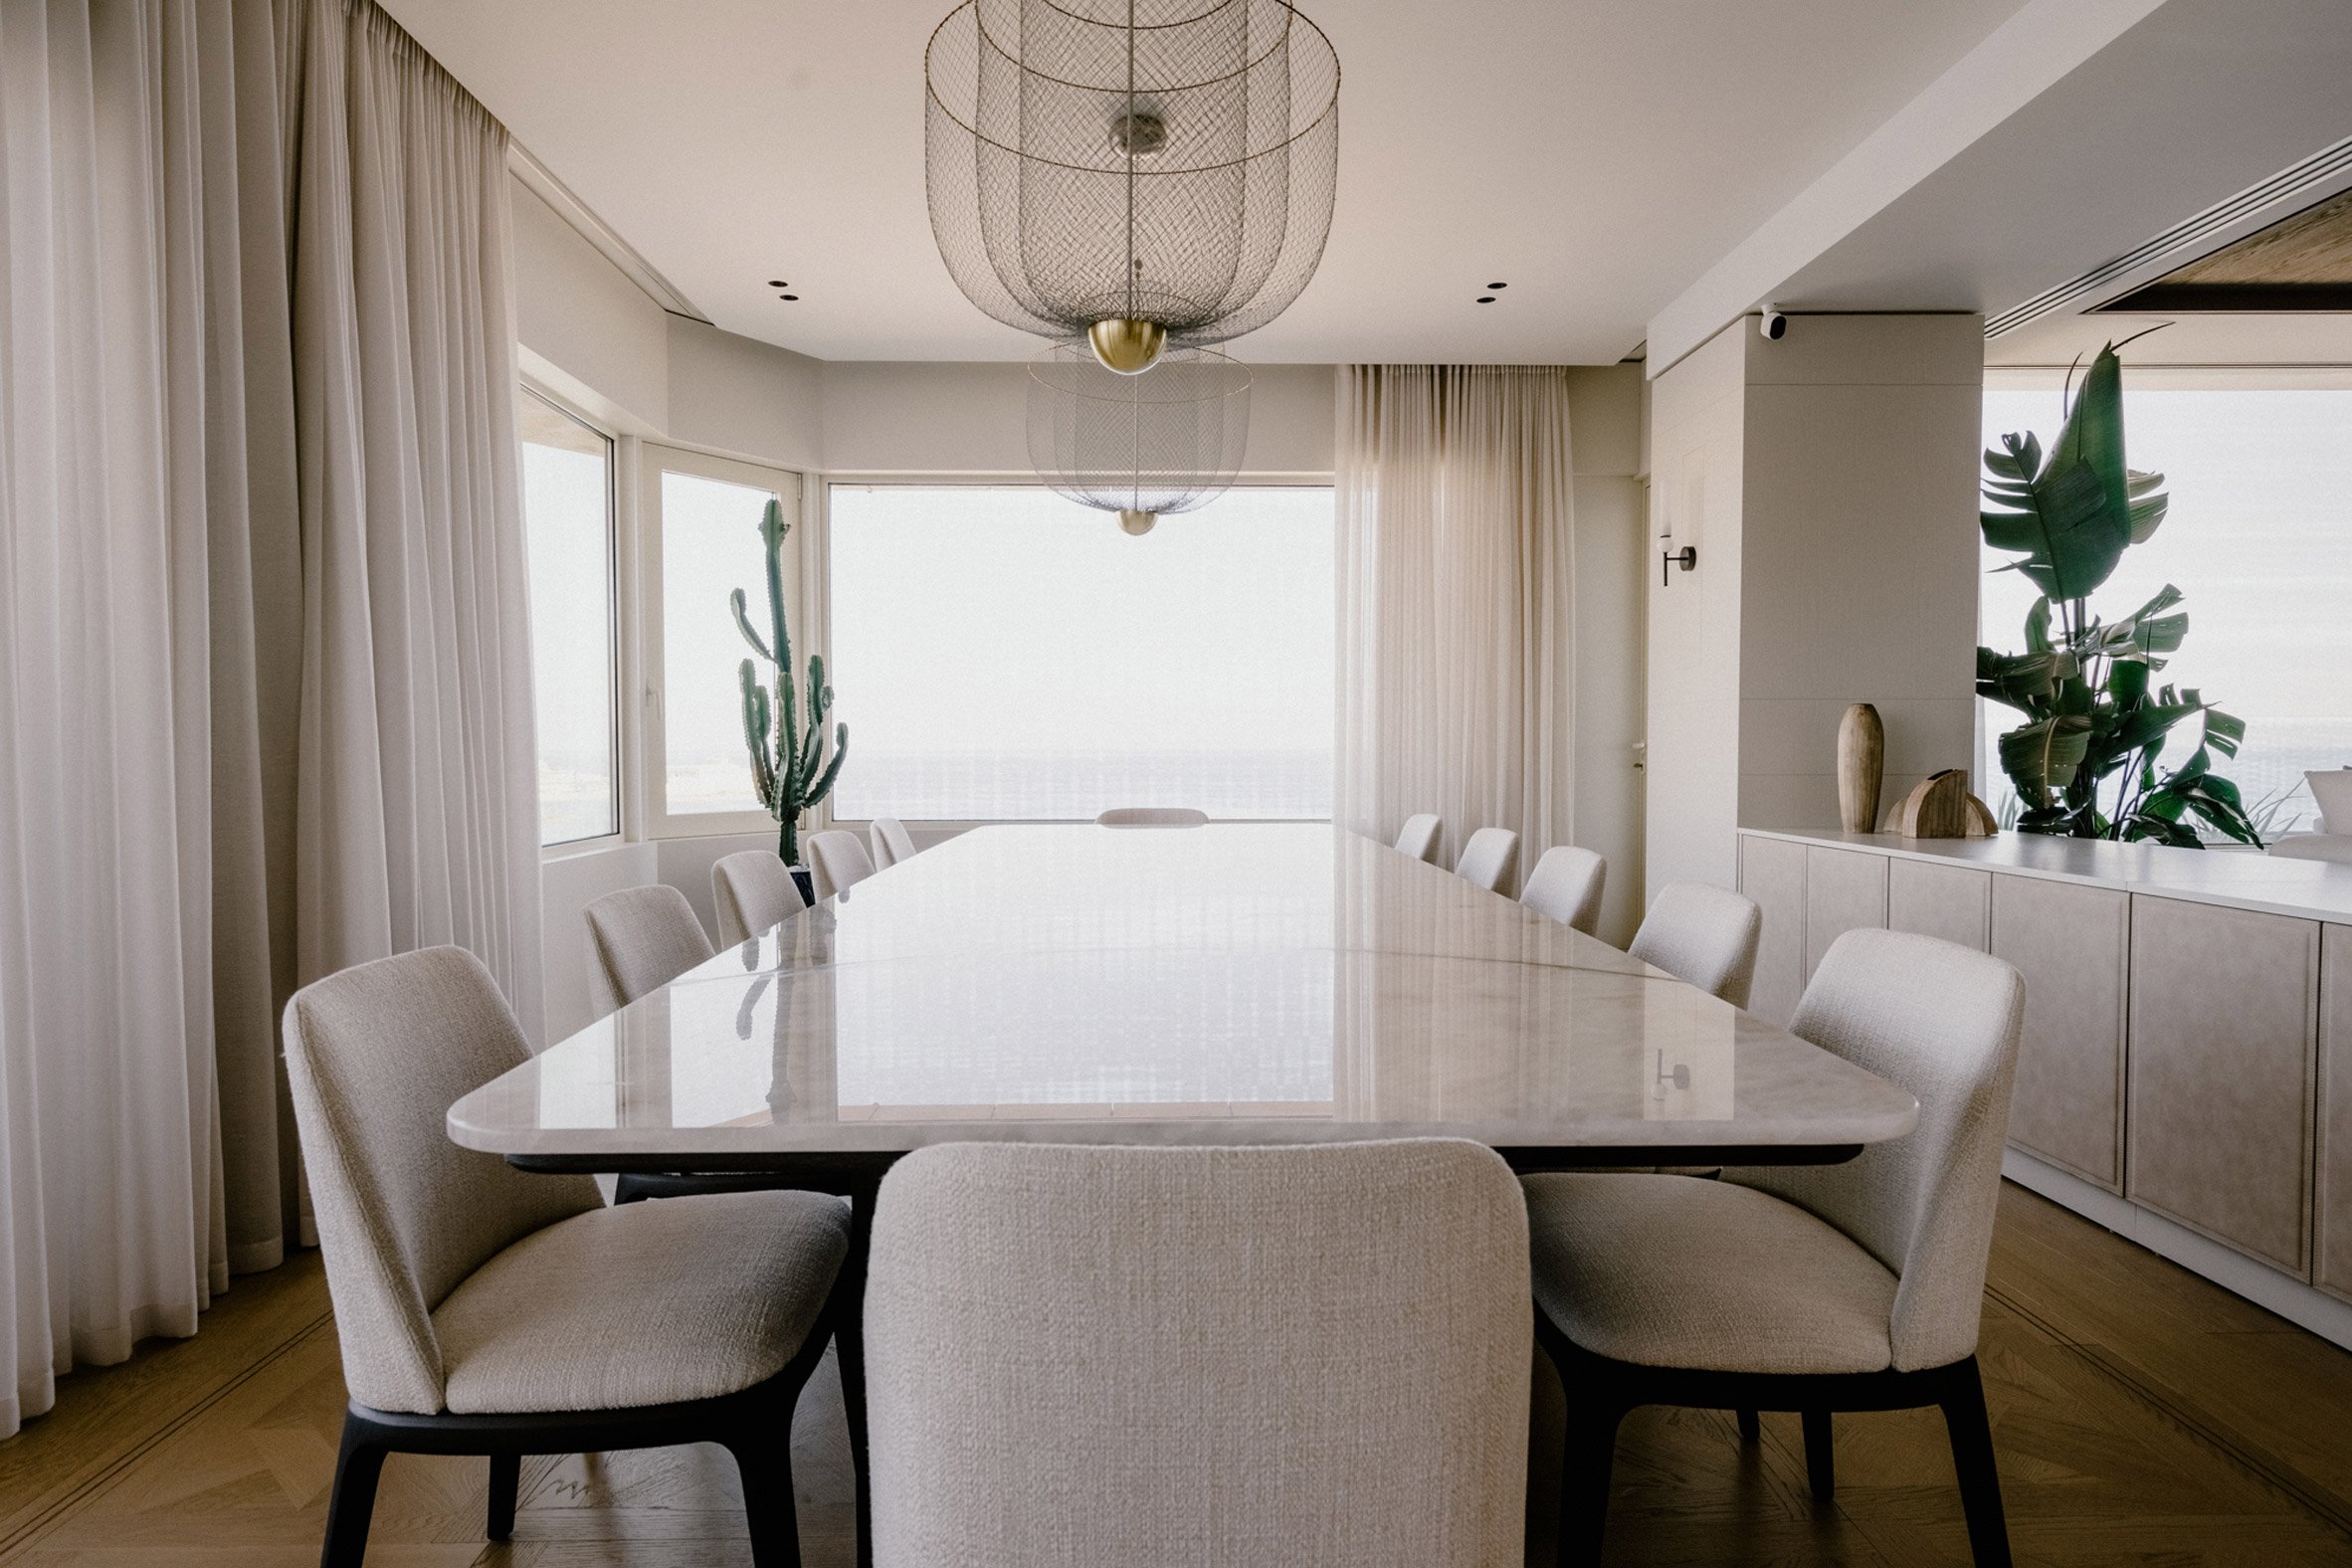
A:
[1453,827,1519,893]
[1628,882,1763,1007]
[867,1139,1531,1567]
[809,828,877,898]
[583,884,716,1012]
[870,816,918,869]
[711,850,808,946]
[1730,928,2026,1372]
[1095,806,1209,827]
[1519,845,1607,934]
[282,948,601,1415]
[1393,812,1443,864]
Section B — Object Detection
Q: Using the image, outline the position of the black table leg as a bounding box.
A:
[838,1172,882,1568]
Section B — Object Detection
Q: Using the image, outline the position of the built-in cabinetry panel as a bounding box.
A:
[1887,860,1989,952]
[2127,896,2318,1277]
[1992,877,2128,1191]
[1737,834,1808,1029]
[1805,847,1887,982]
[2319,923,2352,1302]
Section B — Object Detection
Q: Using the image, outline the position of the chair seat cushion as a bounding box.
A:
[1522,1172,1897,1376]
[431,1189,849,1414]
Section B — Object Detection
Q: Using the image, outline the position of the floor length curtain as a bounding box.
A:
[0,0,539,1438]
[1335,366,1576,888]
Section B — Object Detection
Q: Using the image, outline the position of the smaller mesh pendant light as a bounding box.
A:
[1027,339,1251,534]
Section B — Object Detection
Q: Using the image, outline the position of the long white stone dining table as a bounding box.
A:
[450,823,1919,1178]
[450,822,1918,1561]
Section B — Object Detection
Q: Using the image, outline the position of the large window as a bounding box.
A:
[1980,385,2352,836]
[647,448,803,831]
[827,486,1335,821]
[518,389,617,846]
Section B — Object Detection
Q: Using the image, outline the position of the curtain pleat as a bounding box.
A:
[1334,365,1578,890]
[0,0,538,1437]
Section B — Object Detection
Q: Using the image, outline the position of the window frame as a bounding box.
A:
[518,381,624,855]
[640,444,811,840]
[817,475,1339,831]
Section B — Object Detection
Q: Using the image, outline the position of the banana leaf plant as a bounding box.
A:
[1976,344,2260,848]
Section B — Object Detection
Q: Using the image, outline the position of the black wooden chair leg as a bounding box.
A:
[1735,1407,1759,1443]
[730,1435,803,1568]
[320,1418,388,1568]
[1557,1401,1625,1568]
[1939,1360,2013,1568]
[1802,1409,1836,1503]
[487,1450,521,1540]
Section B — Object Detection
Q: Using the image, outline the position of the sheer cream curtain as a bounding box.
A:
[0,0,539,1437]
[1335,366,1577,889]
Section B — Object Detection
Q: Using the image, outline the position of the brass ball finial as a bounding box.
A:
[1117,509,1158,536]
[1088,318,1166,376]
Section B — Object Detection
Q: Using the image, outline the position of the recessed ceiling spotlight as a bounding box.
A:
[1475,295,1496,303]
[1487,282,1507,290]
[778,294,800,301]
[767,279,789,288]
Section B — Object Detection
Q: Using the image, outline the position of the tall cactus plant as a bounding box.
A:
[733,497,846,866]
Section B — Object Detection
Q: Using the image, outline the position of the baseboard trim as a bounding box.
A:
[2003,1147,2352,1351]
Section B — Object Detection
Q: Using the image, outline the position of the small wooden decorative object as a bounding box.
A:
[1884,769,1996,839]
[1836,703,1884,832]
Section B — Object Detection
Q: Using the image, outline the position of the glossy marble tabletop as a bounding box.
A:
[450,825,1918,1171]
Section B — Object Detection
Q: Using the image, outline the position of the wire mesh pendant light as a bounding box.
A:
[926,0,1340,376]
[1027,338,1251,534]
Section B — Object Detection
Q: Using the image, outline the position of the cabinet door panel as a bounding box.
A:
[1804,847,1887,982]
[1737,836,1807,1029]
[2127,896,2317,1277]
[1991,877,2127,1191]
[2318,924,2352,1301]
[1888,860,1990,952]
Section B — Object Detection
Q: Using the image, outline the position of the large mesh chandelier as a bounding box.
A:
[1027,339,1251,534]
[926,0,1340,377]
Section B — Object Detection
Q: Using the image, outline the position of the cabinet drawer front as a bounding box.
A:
[2319,924,2352,1302]
[1992,877,2128,1191]
[2127,896,2318,1276]
[1804,846,1888,982]
[1738,836,1809,1029]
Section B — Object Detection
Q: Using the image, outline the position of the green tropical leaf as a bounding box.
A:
[2000,714,2093,800]
[1979,346,2137,604]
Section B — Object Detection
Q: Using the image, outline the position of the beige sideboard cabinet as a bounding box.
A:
[1737,829,2352,1349]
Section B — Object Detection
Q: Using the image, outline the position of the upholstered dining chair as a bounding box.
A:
[1095,806,1210,826]
[1520,846,1607,934]
[712,850,809,946]
[866,1138,1532,1568]
[870,815,918,869]
[283,946,848,1568]
[1521,929,2026,1567]
[808,828,876,898]
[1628,882,1764,1008]
[583,884,714,1014]
[1393,812,1443,864]
[1454,827,1520,894]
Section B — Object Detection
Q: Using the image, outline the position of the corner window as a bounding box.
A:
[519,389,618,847]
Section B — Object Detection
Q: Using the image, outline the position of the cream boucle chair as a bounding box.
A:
[1453,826,1519,893]
[1094,806,1210,826]
[866,1139,1533,1568]
[869,815,918,869]
[808,827,877,898]
[1519,846,1608,935]
[712,850,808,946]
[1628,881,1763,1008]
[583,883,713,1012]
[1522,929,2025,1566]
[1392,812,1443,864]
[283,946,847,1568]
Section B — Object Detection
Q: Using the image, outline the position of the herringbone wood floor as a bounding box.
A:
[3,1183,2349,1566]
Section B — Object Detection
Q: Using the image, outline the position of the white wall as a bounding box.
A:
[539,841,657,1043]
[1644,313,1982,895]
[510,180,668,432]
[1562,364,1648,945]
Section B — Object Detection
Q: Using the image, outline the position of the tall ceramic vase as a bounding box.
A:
[1838,703,1884,832]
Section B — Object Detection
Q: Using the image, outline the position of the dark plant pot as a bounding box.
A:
[790,868,816,906]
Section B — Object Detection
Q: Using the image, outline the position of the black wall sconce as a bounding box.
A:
[1660,543,1697,586]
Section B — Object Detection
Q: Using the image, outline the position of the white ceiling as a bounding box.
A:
[378,0,2033,365]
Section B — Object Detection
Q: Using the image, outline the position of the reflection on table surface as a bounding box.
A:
[453,826,1917,1160]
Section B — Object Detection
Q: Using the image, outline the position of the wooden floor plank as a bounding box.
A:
[3,1182,2349,1567]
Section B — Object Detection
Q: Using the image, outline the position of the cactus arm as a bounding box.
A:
[761,500,799,780]
[739,660,777,809]
[805,722,849,806]
[730,588,773,664]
